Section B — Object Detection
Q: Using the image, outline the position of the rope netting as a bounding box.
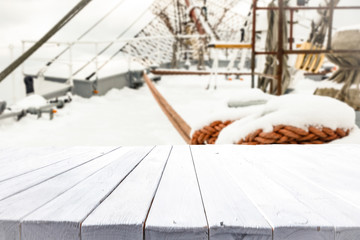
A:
[121,0,245,66]
[191,120,350,145]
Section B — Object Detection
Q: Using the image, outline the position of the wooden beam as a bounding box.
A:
[151,69,253,76]
[208,43,252,49]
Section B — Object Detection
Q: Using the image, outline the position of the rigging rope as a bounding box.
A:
[83,0,175,80]
[0,0,93,83]
[143,73,191,143]
[37,0,127,77]
[73,5,151,79]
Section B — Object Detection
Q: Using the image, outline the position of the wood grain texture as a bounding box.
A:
[82,145,172,240]
[0,147,64,164]
[240,145,360,240]
[214,145,334,240]
[0,147,114,182]
[0,147,115,201]
[253,145,360,240]
[0,147,131,240]
[145,145,208,240]
[0,145,359,240]
[190,145,272,240]
[21,146,153,240]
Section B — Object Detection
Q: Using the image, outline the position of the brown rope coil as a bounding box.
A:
[191,120,350,145]
[191,120,233,144]
[237,125,350,145]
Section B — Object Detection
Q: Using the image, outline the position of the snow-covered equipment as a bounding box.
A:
[0,94,70,122]
[314,26,360,110]
[0,100,6,115]
[295,0,339,73]
[24,76,34,95]
[257,1,290,95]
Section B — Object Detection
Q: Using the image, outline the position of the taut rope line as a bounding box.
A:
[0,0,93,83]
[143,73,191,143]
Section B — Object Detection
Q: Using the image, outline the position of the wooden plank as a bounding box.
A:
[0,147,116,201]
[0,147,66,167]
[254,145,360,240]
[214,145,334,240]
[145,145,208,240]
[263,145,360,206]
[208,43,252,49]
[81,145,172,240]
[239,145,360,240]
[287,145,360,170]
[0,147,114,182]
[21,146,153,240]
[0,147,149,240]
[191,145,272,240]
[0,147,63,163]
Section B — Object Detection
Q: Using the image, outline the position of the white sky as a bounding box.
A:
[0,0,359,103]
[0,0,154,102]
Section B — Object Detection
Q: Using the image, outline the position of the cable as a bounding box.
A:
[81,0,175,80]
[73,5,151,78]
[36,0,127,77]
[0,0,93,83]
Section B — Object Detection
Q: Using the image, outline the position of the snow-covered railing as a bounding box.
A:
[0,95,71,122]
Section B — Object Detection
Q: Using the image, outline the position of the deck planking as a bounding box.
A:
[241,146,360,240]
[0,145,359,240]
[214,145,334,240]
[21,146,153,240]
[82,145,172,240]
[0,147,123,240]
[191,145,272,240]
[0,147,115,201]
[145,146,208,240]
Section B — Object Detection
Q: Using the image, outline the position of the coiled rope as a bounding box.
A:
[237,125,350,145]
[191,120,350,145]
[143,75,350,145]
[191,120,233,144]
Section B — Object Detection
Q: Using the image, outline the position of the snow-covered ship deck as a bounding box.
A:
[1,145,360,240]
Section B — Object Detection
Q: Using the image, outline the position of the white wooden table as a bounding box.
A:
[1,145,360,240]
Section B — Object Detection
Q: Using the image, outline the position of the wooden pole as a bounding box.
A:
[327,0,335,50]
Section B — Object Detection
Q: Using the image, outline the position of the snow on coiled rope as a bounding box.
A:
[192,94,355,145]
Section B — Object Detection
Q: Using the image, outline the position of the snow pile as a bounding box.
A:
[191,89,272,132]
[216,94,356,144]
[336,24,360,34]
[191,104,263,135]
[227,88,274,107]
[11,94,47,110]
[291,77,342,94]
